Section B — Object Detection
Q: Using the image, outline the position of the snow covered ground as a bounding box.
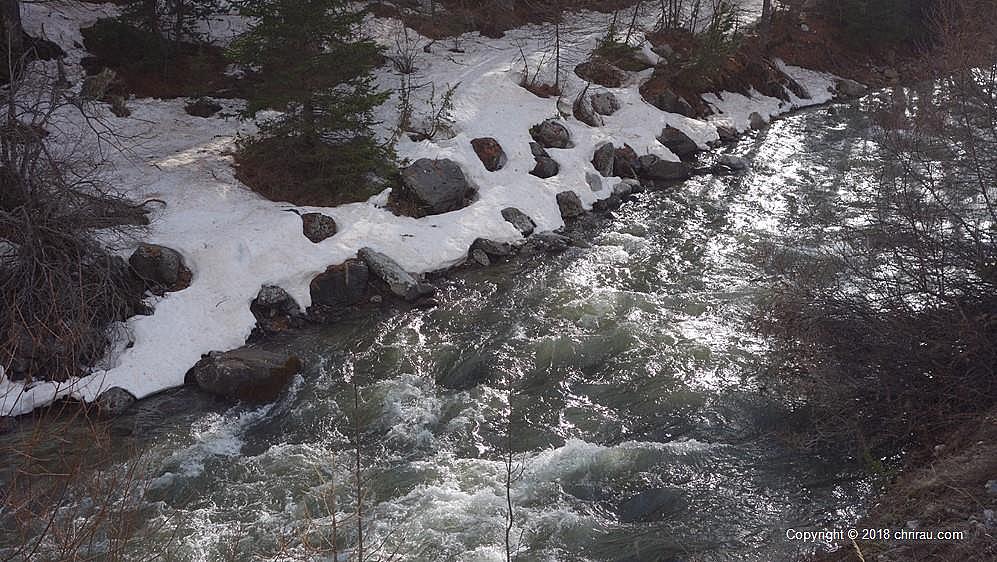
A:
[1,3,838,416]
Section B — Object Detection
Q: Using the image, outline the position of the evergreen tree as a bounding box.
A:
[122,0,222,44]
[231,0,387,146]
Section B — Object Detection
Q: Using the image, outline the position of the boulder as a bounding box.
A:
[619,488,687,523]
[524,232,571,253]
[586,172,603,192]
[470,238,513,257]
[529,142,550,159]
[715,124,738,143]
[128,243,191,294]
[470,137,507,171]
[301,212,337,243]
[556,191,585,220]
[613,144,641,178]
[251,285,303,332]
[835,78,868,98]
[653,89,695,117]
[658,126,700,160]
[185,348,302,403]
[714,154,750,174]
[592,194,622,212]
[310,259,369,307]
[749,112,766,130]
[95,387,137,417]
[592,142,615,177]
[637,155,692,182]
[470,249,490,266]
[501,207,536,236]
[612,178,641,199]
[573,95,604,127]
[590,91,621,116]
[358,247,435,302]
[574,59,625,88]
[185,97,222,118]
[530,119,573,149]
[530,156,559,179]
[399,158,475,215]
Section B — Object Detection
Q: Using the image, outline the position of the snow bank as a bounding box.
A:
[1,7,838,416]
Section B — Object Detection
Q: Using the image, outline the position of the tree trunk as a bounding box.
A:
[760,0,774,41]
[1,0,24,59]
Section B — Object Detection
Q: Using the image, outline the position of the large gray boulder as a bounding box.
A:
[358,247,435,302]
[592,142,615,177]
[251,285,303,333]
[309,259,369,308]
[556,191,586,220]
[301,212,337,243]
[501,207,536,236]
[399,159,475,215]
[128,243,191,294]
[637,155,692,181]
[530,119,573,149]
[185,348,302,403]
[658,126,700,160]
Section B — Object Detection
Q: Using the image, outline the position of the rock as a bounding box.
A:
[658,125,700,159]
[530,119,573,149]
[614,144,641,178]
[524,232,571,253]
[590,91,620,115]
[399,158,475,215]
[619,488,687,523]
[185,348,302,403]
[592,194,622,212]
[653,89,695,117]
[586,172,603,192]
[749,112,766,130]
[573,95,603,127]
[185,97,222,118]
[556,191,585,220]
[835,78,868,99]
[471,137,507,171]
[128,243,191,294]
[715,154,750,173]
[592,142,615,177]
[530,156,559,179]
[251,285,303,332]
[612,178,640,199]
[470,238,513,257]
[470,249,490,266]
[574,58,625,88]
[716,124,738,143]
[358,247,434,301]
[637,155,692,181]
[501,207,536,236]
[301,212,337,243]
[309,259,369,307]
[529,142,550,159]
[96,387,137,417]
[109,96,130,118]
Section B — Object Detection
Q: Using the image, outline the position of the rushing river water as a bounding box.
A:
[2,98,890,561]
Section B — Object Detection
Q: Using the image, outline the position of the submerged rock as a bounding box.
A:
[618,488,687,523]
[398,158,475,215]
[358,247,435,302]
[530,119,573,149]
[658,126,700,160]
[714,154,750,174]
[501,207,536,236]
[471,137,507,171]
[185,348,302,403]
[309,259,369,308]
[301,212,338,243]
[128,243,191,294]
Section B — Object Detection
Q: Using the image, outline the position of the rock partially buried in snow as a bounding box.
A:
[556,191,585,220]
[715,124,738,143]
[398,158,475,216]
[573,95,604,127]
[652,89,695,117]
[586,172,602,192]
[637,155,692,182]
[590,91,620,116]
[358,247,435,302]
[470,238,513,258]
[613,144,641,178]
[96,387,137,417]
[301,212,337,243]
[592,142,615,177]
[309,259,370,308]
[501,207,536,236]
[749,112,766,130]
[128,243,191,294]
[185,348,302,404]
[658,125,700,160]
[530,156,559,179]
[530,119,573,149]
[251,285,303,333]
[185,97,222,118]
[835,78,868,98]
[470,137,507,171]
[619,488,687,523]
